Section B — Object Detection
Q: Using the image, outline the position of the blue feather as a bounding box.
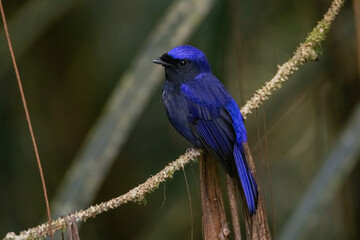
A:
[233,144,258,214]
[156,45,258,215]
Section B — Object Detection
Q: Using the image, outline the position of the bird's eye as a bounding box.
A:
[179,60,188,67]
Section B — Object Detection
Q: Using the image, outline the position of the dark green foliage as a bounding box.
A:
[0,1,358,240]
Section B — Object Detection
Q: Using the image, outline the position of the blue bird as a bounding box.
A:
[153,45,258,215]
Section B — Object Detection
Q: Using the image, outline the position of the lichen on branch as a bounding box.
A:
[4,149,201,240]
[241,0,345,118]
[3,0,346,239]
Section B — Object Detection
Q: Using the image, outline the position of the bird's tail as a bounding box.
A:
[233,143,258,215]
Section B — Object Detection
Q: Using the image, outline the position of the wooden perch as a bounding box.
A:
[242,143,271,240]
[3,0,345,238]
[200,144,271,240]
[200,152,230,240]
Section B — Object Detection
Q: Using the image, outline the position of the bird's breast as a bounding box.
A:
[161,83,201,146]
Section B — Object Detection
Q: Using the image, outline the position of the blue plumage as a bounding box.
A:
[154,45,258,215]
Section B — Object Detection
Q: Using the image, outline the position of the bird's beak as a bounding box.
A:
[153,57,170,67]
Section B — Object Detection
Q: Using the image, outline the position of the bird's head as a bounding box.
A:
[153,45,211,83]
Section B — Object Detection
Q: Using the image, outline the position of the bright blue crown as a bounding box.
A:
[168,45,211,72]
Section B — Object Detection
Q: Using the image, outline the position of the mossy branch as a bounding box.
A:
[241,0,345,118]
[3,0,345,239]
[5,149,201,240]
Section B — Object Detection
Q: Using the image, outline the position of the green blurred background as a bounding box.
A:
[1,0,359,239]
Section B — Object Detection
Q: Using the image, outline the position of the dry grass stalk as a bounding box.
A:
[4,149,201,240]
[226,175,242,240]
[242,143,271,240]
[3,0,345,239]
[241,0,346,118]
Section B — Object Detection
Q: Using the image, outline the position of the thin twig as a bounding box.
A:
[241,0,346,118]
[4,149,201,240]
[242,143,271,240]
[182,166,194,240]
[0,0,78,79]
[52,0,216,218]
[263,108,276,239]
[278,101,360,240]
[353,0,360,77]
[3,0,345,239]
[226,175,242,240]
[0,1,53,240]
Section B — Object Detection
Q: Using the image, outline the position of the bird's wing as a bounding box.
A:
[192,111,236,175]
[181,74,258,214]
[180,74,237,175]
